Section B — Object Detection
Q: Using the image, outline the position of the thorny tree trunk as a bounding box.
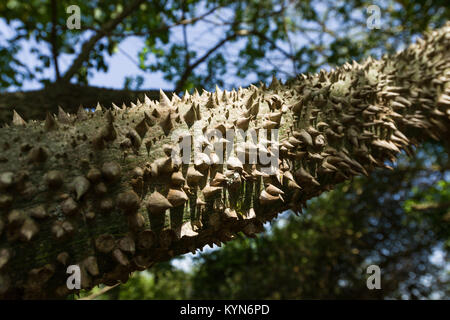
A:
[0,84,163,126]
[0,24,449,299]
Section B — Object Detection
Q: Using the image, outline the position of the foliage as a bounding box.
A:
[78,261,192,300]
[1,0,449,91]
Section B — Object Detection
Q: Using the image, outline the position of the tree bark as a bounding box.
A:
[0,83,163,125]
[0,23,449,299]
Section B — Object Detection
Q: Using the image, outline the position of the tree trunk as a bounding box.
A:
[0,83,163,125]
[0,23,449,299]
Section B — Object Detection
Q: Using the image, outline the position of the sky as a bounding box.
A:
[1,19,173,91]
[0,1,336,93]
[0,4,267,92]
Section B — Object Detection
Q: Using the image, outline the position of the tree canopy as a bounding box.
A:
[1,0,449,91]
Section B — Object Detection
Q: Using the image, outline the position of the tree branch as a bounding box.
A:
[181,2,190,71]
[174,33,237,92]
[60,0,146,83]
[78,283,120,300]
[0,23,448,299]
[50,0,60,81]
[247,30,295,61]
[77,5,222,38]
